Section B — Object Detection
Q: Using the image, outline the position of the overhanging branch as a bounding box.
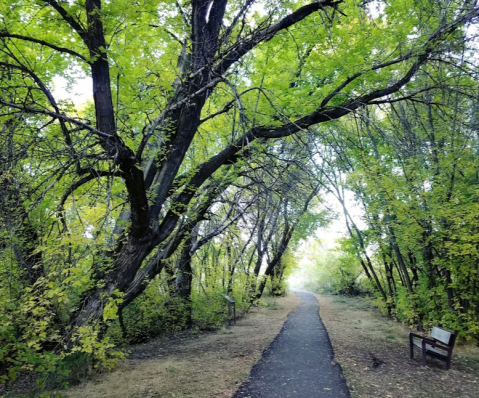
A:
[0,99,112,139]
[0,33,88,62]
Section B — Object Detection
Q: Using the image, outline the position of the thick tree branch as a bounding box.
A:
[0,99,112,138]
[214,0,342,75]
[148,49,432,247]
[0,33,88,61]
[41,0,88,44]
[122,178,231,307]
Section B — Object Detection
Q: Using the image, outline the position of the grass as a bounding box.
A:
[460,356,479,371]
[57,294,300,398]
[317,294,479,398]
[263,297,280,310]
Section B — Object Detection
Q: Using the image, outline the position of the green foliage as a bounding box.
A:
[317,75,479,340]
[191,292,229,330]
[0,278,67,387]
[70,325,124,371]
[107,281,233,344]
[108,278,181,344]
[270,275,288,297]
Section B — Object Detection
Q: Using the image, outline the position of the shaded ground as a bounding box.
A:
[317,294,479,398]
[234,290,349,398]
[62,294,300,398]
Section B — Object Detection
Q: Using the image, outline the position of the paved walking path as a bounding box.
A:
[233,290,350,398]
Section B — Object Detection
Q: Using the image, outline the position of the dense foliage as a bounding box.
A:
[1,0,478,390]
[317,84,479,339]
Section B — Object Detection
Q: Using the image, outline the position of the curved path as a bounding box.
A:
[233,290,350,398]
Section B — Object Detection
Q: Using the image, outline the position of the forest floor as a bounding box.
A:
[62,294,300,398]
[317,294,479,398]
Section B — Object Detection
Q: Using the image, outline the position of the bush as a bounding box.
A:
[191,292,228,330]
[0,280,67,388]
[108,279,187,344]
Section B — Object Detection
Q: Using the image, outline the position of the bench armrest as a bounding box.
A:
[409,332,435,344]
[424,339,450,352]
[410,333,451,352]
[409,331,427,340]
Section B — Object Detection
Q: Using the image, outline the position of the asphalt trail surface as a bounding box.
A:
[233,290,350,398]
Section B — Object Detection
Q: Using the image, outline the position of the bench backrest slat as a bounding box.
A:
[431,327,452,345]
[221,293,235,303]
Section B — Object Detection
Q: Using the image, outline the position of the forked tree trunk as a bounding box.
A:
[68,237,152,334]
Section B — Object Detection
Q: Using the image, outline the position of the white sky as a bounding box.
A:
[317,189,365,241]
[52,74,93,105]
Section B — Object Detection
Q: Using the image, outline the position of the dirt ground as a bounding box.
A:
[317,294,479,398]
[63,294,299,398]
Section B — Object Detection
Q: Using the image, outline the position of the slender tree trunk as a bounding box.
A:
[342,200,388,302]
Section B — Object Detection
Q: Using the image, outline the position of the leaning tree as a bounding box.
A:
[1,0,478,352]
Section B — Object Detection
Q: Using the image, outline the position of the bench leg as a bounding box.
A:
[409,334,414,359]
[446,357,451,370]
[422,350,427,366]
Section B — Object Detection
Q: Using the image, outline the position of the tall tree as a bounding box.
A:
[1,0,478,352]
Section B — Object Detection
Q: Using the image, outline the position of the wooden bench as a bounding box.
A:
[409,326,458,370]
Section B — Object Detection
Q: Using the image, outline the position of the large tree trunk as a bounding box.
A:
[69,238,153,331]
[171,232,197,327]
